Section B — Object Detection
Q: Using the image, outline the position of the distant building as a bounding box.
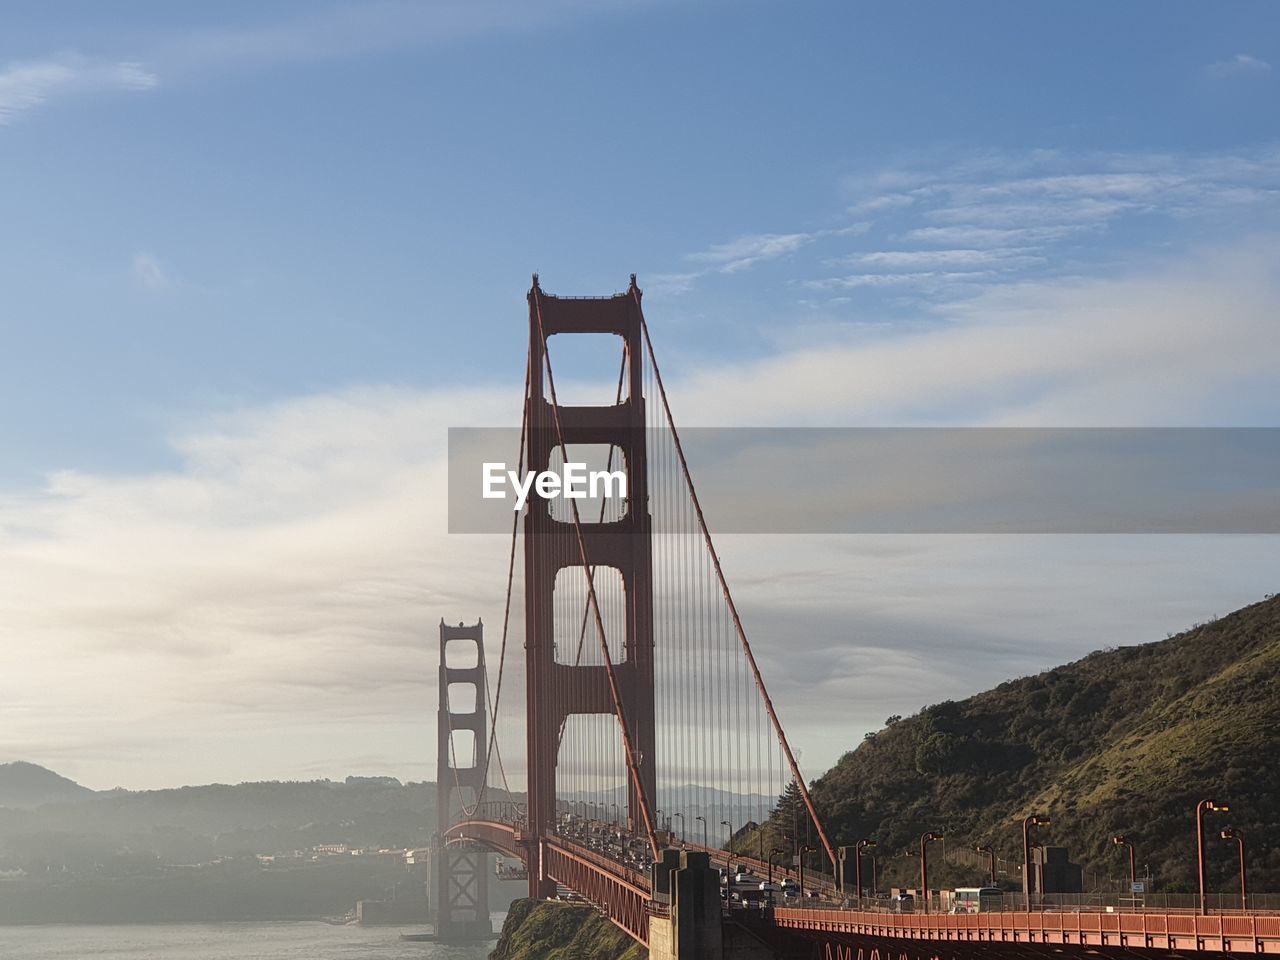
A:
[345,775,402,787]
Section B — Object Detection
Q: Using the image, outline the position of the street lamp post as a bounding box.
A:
[720,820,732,852]
[611,802,619,826]
[672,812,685,844]
[696,816,708,848]
[1221,827,1247,911]
[799,844,815,899]
[920,833,943,912]
[856,839,877,904]
[1021,815,1050,903]
[976,845,996,887]
[1196,799,1229,915]
[1112,836,1136,897]
[768,849,784,886]
[768,849,786,908]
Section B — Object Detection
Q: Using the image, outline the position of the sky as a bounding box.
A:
[0,1,1278,792]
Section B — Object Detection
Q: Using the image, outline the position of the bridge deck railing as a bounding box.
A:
[781,891,1280,916]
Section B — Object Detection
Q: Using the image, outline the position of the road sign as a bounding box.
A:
[1132,881,1146,894]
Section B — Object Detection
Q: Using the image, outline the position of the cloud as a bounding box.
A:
[643,272,702,297]
[671,236,1280,427]
[1206,53,1272,78]
[132,253,170,291]
[688,232,815,273]
[679,223,871,284]
[800,270,995,291]
[841,248,1044,270]
[902,224,1099,247]
[667,148,1280,310]
[2,239,1279,790]
[0,54,157,126]
[146,0,677,77]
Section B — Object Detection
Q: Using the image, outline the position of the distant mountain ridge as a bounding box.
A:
[763,593,1280,893]
[0,762,94,808]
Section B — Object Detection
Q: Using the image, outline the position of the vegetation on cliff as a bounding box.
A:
[491,899,646,960]
[746,593,1280,893]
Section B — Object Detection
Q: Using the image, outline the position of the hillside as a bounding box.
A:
[0,763,94,809]
[490,899,646,960]
[0,776,446,872]
[753,593,1280,893]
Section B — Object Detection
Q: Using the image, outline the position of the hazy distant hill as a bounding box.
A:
[753,593,1280,893]
[0,762,94,809]
[0,775,464,873]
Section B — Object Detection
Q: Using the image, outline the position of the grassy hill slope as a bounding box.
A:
[758,594,1280,893]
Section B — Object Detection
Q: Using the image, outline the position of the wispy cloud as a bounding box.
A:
[132,253,170,292]
[643,272,703,297]
[688,232,815,273]
[147,0,677,77]
[841,248,1044,270]
[672,223,872,290]
[1206,53,1272,78]
[801,270,996,291]
[774,147,1280,297]
[0,54,157,127]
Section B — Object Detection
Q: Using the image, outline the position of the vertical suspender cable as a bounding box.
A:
[633,290,837,870]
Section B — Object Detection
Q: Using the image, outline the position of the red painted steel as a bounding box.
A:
[772,906,1280,956]
[446,818,651,946]
[448,818,1280,956]
[523,278,658,896]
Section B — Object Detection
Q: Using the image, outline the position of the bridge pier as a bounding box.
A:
[650,849,725,960]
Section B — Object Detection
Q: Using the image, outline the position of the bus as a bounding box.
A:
[951,887,1004,913]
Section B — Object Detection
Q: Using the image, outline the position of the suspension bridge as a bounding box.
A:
[434,276,1280,959]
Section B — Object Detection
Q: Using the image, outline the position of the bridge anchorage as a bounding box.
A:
[440,276,1280,960]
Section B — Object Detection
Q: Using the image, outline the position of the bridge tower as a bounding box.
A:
[435,619,492,942]
[524,277,656,898]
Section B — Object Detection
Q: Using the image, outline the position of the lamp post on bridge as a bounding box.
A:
[768,849,786,908]
[768,849,785,887]
[798,844,815,899]
[1196,799,1229,915]
[672,812,685,845]
[857,839,876,902]
[1221,827,1247,912]
[1112,835,1136,898]
[920,833,943,913]
[720,820,732,853]
[1021,814,1050,905]
[976,845,996,887]
[610,802,619,827]
[839,838,876,904]
[695,815,708,848]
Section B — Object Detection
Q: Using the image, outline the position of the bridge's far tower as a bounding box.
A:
[435,619,492,942]
[524,276,656,899]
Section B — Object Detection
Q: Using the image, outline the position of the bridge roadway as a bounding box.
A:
[444,818,1280,958]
